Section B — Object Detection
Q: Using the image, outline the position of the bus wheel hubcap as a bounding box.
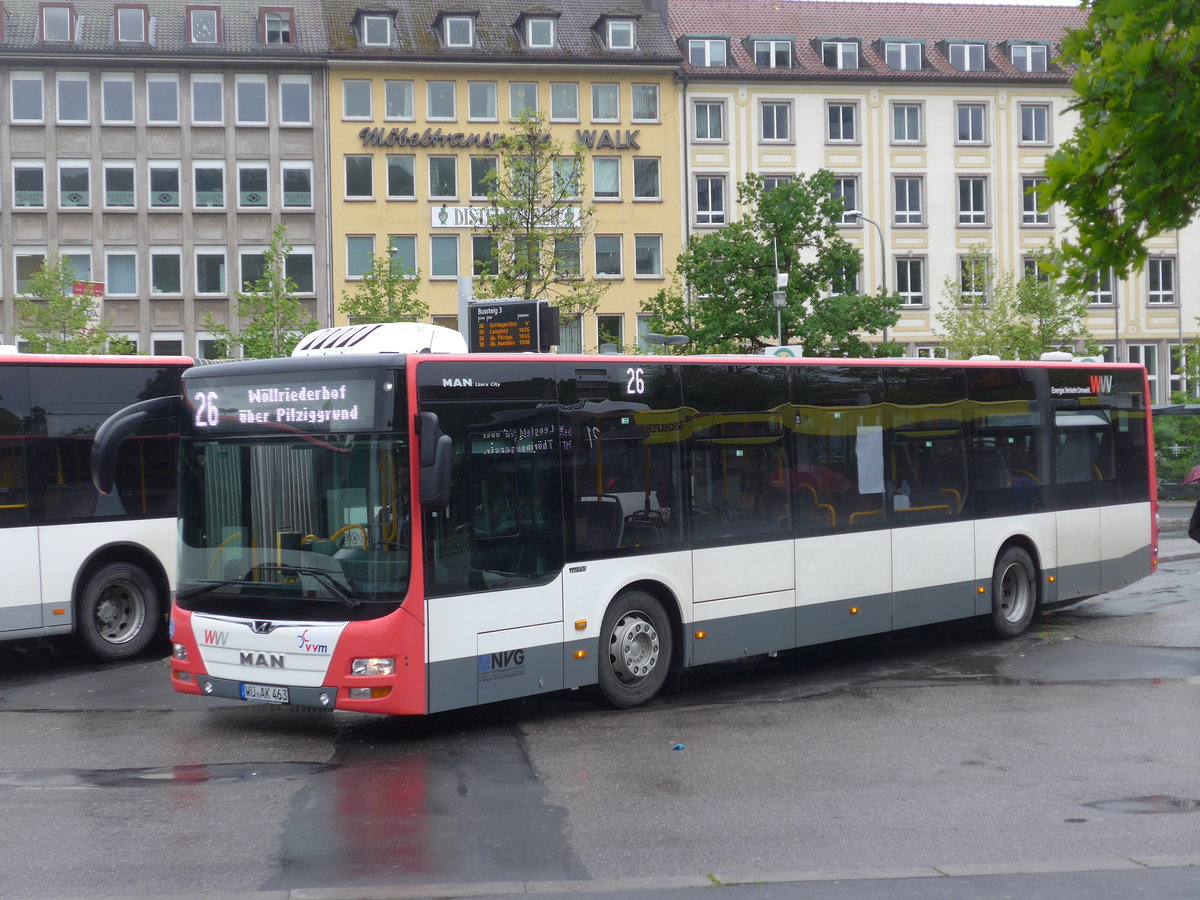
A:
[96,584,140,641]
[609,613,660,681]
[998,564,1030,623]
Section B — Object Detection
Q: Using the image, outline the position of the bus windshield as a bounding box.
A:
[177,432,411,619]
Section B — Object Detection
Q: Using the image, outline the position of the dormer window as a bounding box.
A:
[753,39,791,68]
[885,41,921,71]
[188,6,219,43]
[689,38,727,67]
[949,42,986,72]
[443,14,474,47]
[41,3,74,41]
[261,8,293,44]
[115,5,147,42]
[359,13,392,47]
[822,40,858,70]
[526,16,554,48]
[606,18,634,50]
[1011,43,1048,72]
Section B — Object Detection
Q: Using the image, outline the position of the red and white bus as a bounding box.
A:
[94,345,1155,713]
[1,352,190,659]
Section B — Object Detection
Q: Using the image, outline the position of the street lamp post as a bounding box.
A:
[845,209,889,346]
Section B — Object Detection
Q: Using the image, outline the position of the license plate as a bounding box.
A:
[240,683,290,704]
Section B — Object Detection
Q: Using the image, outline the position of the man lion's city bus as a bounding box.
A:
[1,351,190,659]
[92,332,1156,714]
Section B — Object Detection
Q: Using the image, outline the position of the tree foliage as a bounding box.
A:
[14,255,119,354]
[641,171,899,355]
[203,225,318,359]
[339,253,428,324]
[1045,0,1200,286]
[473,109,608,317]
[936,247,1098,360]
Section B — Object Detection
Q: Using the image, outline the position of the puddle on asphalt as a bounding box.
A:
[1084,796,1200,814]
[0,761,334,789]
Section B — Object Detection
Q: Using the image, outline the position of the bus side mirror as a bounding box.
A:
[91,395,181,494]
[417,411,451,510]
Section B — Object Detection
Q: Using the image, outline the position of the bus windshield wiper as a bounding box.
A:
[176,578,246,600]
[249,564,363,609]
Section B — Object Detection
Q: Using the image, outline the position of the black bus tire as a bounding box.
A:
[597,590,673,709]
[76,562,161,661]
[989,547,1037,638]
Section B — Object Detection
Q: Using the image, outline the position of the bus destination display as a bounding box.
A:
[470,300,539,353]
[189,378,377,433]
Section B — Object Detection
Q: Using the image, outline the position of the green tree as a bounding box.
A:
[1152,396,1200,484]
[339,252,428,324]
[642,171,899,355]
[1045,1,1200,286]
[203,225,318,359]
[15,255,117,354]
[936,247,1098,359]
[473,109,608,317]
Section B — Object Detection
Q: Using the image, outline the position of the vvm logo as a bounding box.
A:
[1089,374,1113,395]
[202,629,229,646]
[297,629,329,654]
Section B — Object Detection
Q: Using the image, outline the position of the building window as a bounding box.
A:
[360,13,391,46]
[1023,256,1052,284]
[606,19,635,50]
[388,236,417,276]
[592,83,619,122]
[1126,345,1159,399]
[1089,269,1115,305]
[635,235,662,277]
[429,156,457,198]
[597,314,624,348]
[762,175,792,191]
[633,158,660,200]
[595,236,622,277]
[894,176,923,225]
[150,163,181,208]
[959,254,990,302]
[550,236,578,279]
[385,80,414,119]
[553,157,581,199]
[238,164,269,208]
[58,163,89,208]
[13,163,46,208]
[261,8,293,44]
[915,346,949,359]
[885,42,920,70]
[194,162,224,207]
[1011,44,1048,72]
[279,75,311,125]
[892,103,921,143]
[827,102,856,142]
[282,163,312,207]
[526,17,554,48]
[115,5,147,42]
[106,252,137,296]
[694,101,724,141]
[427,81,456,120]
[468,82,497,120]
[1022,177,1050,225]
[11,73,44,123]
[1020,104,1050,143]
[61,249,92,285]
[430,235,459,278]
[345,155,372,200]
[101,74,133,124]
[822,41,858,69]
[594,157,620,199]
[510,82,537,118]
[15,251,48,294]
[754,39,791,68]
[147,75,179,124]
[474,235,499,277]
[896,258,925,306]
[832,176,858,224]
[346,235,374,279]
[191,74,223,124]
[188,7,220,43]
[443,15,473,47]
[958,176,987,225]
[761,101,791,142]
[470,156,496,200]
[956,103,986,143]
[387,155,416,199]
[195,250,226,294]
[56,72,89,124]
[696,176,726,225]
[1149,258,1177,305]
[689,38,727,67]
[551,83,578,121]
[104,164,135,207]
[41,4,73,41]
[631,84,659,122]
[238,249,265,290]
[235,75,267,125]
[949,42,985,72]
[151,250,182,294]
[343,80,372,119]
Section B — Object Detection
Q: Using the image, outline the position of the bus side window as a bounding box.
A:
[0,441,28,525]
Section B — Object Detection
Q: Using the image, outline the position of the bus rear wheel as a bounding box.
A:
[597,590,673,709]
[77,562,161,661]
[989,547,1037,638]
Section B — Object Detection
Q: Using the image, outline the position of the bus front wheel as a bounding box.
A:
[597,590,673,709]
[77,562,161,661]
[989,547,1037,638]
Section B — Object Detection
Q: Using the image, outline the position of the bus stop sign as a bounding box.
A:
[468,299,558,353]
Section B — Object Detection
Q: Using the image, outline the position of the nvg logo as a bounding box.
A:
[478,648,525,673]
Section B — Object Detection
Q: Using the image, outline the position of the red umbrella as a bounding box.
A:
[1183,464,1200,485]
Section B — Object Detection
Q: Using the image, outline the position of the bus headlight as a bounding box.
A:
[351,657,395,677]
[172,644,189,661]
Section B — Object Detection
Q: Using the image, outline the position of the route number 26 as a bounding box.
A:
[625,367,645,395]
[193,391,219,427]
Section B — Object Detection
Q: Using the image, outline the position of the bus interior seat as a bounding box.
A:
[972,447,1011,490]
[575,497,624,552]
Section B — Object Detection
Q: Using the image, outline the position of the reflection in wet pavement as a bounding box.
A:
[0,761,333,789]
[1084,796,1200,814]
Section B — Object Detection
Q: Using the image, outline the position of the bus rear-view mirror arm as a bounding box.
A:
[91,395,182,495]
[416,411,451,510]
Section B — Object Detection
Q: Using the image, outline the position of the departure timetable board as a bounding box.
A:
[469,300,540,353]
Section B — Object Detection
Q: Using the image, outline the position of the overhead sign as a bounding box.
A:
[469,300,539,353]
